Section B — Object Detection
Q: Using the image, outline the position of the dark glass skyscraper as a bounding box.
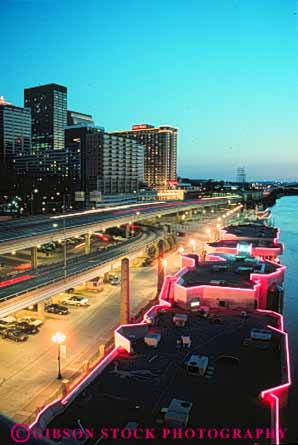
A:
[0,96,31,169]
[24,83,67,152]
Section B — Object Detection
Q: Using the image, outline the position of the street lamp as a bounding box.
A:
[178,246,184,268]
[52,331,66,379]
[189,239,196,253]
[162,259,167,275]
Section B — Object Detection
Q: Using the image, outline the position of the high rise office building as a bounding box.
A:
[236,166,246,183]
[109,124,178,187]
[65,124,104,191]
[24,83,67,152]
[66,126,144,195]
[0,96,31,169]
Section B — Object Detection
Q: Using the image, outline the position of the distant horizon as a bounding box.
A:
[1,0,297,181]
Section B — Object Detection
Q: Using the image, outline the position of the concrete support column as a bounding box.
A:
[120,258,130,325]
[157,239,165,296]
[188,210,192,220]
[84,233,91,255]
[31,246,38,270]
[125,224,130,239]
[37,302,45,319]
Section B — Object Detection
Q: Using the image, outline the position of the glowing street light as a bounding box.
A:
[162,258,168,275]
[189,239,196,253]
[52,331,66,380]
[178,246,184,254]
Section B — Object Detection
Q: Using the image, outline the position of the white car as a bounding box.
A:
[20,316,43,328]
[62,295,89,306]
[0,316,17,328]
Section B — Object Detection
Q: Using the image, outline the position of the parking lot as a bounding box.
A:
[0,251,182,422]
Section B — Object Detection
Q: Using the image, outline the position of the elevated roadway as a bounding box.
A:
[0,226,163,318]
[0,197,238,255]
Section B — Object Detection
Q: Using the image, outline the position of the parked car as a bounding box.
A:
[65,288,75,294]
[45,304,69,315]
[19,316,43,328]
[1,328,28,342]
[61,295,89,306]
[0,316,17,329]
[142,257,153,267]
[15,321,39,335]
[104,273,120,285]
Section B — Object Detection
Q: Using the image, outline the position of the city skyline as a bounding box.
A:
[1,0,297,181]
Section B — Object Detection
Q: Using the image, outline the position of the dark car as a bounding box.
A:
[142,257,153,267]
[1,328,28,342]
[45,304,69,315]
[66,288,75,294]
[15,321,39,335]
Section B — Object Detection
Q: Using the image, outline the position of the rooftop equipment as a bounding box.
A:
[165,399,193,427]
[144,332,161,348]
[185,354,209,376]
[250,328,272,341]
[173,313,188,327]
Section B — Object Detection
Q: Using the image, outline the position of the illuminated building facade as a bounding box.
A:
[0,96,31,169]
[24,83,67,152]
[67,110,94,126]
[85,131,144,195]
[109,124,177,188]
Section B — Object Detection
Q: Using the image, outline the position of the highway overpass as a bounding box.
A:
[0,226,163,318]
[0,197,239,255]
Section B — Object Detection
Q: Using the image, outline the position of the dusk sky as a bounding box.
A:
[1,0,297,181]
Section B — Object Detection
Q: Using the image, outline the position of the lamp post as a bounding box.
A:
[63,217,67,281]
[178,246,184,268]
[52,331,66,380]
[30,188,39,215]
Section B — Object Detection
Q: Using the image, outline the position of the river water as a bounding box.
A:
[270,196,298,442]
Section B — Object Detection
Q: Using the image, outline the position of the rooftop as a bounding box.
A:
[208,239,283,249]
[49,308,282,444]
[223,224,278,240]
[179,259,281,289]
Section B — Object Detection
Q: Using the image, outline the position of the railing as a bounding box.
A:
[0,227,163,305]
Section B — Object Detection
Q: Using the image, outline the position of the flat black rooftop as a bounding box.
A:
[223,224,278,239]
[208,239,283,249]
[50,309,282,445]
[180,259,281,288]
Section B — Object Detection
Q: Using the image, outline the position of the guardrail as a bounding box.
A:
[0,197,236,254]
[0,228,163,318]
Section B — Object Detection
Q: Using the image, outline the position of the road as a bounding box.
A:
[0,198,236,254]
[0,226,162,301]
